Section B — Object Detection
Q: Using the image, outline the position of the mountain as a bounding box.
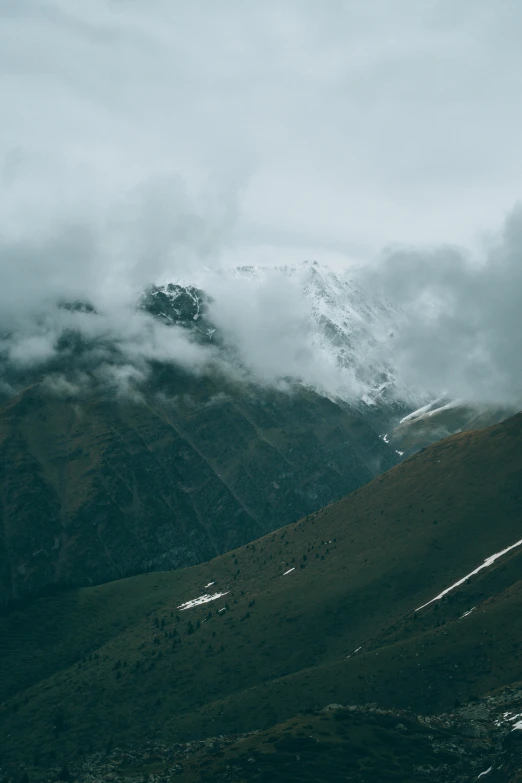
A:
[0,281,398,602]
[386,397,516,458]
[196,261,515,443]
[204,260,416,419]
[2,412,522,780]
[0,262,512,604]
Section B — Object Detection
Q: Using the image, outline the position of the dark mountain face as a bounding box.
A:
[139,283,209,330]
[1,413,522,780]
[0,286,398,602]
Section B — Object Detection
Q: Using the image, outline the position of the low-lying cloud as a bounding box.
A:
[2,2,522,411]
[357,205,522,406]
[0,196,522,410]
[0,177,237,395]
[204,270,364,398]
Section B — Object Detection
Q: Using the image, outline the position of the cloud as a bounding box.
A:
[0,174,238,392]
[0,2,522,409]
[354,206,522,405]
[202,267,367,399]
[3,0,522,263]
[1,198,522,410]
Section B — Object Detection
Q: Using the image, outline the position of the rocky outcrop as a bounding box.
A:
[3,694,522,783]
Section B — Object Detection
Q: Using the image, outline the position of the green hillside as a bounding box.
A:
[0,373,396,603]
[1,413,522,779]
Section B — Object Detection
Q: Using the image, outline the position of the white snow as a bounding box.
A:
[204,582,215,588]
[416,537,522,611]
[381,433,390,443]
[354,646,362,653]
[493,710,517,726]
[426,399,463,417]
[399,397,459,425]
[177,591,229,611]
[512,720,522,730]
[477,768,492,778]
[399,398,447,424]
[396,450,404,456]
[283,567,295,576]
[179,261,404,407]
[460,607,476,618]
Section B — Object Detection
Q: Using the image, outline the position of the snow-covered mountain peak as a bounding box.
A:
[152,260,422,419]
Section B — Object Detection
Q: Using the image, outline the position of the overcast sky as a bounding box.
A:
[2,0,522,270]
[1,2,522,405]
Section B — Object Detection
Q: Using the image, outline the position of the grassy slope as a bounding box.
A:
[0,376,395,601]
[1,414,522,766]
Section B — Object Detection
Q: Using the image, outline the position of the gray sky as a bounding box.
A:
[1,1,522,405]
[2,1,522,268]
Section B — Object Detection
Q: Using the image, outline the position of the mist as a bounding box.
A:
[357,206,522,406]
[1,2,522,407]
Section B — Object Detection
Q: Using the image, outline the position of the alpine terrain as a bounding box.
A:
[3,3,521,782]
[0,262,513,605]
[1,412,522,781]
[0,265,407,604]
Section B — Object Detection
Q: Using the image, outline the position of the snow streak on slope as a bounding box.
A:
[177,592,229,611]
[416,538,522,611]
[399,397,459,425]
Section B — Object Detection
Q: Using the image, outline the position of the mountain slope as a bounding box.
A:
[59,696,522,783]
[387,398,516,457]
[203,262,517,439]
[1,412,522,774]
[0,371,396,603]
[0,274,409,602]
[0,266,513,605]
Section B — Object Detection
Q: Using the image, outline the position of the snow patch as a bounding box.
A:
[460,607,476,618]
[399,397,450,424]
[416,537,522,611]
[177,591,229,611]
[477,768,492,778]
[283,568,295,576]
